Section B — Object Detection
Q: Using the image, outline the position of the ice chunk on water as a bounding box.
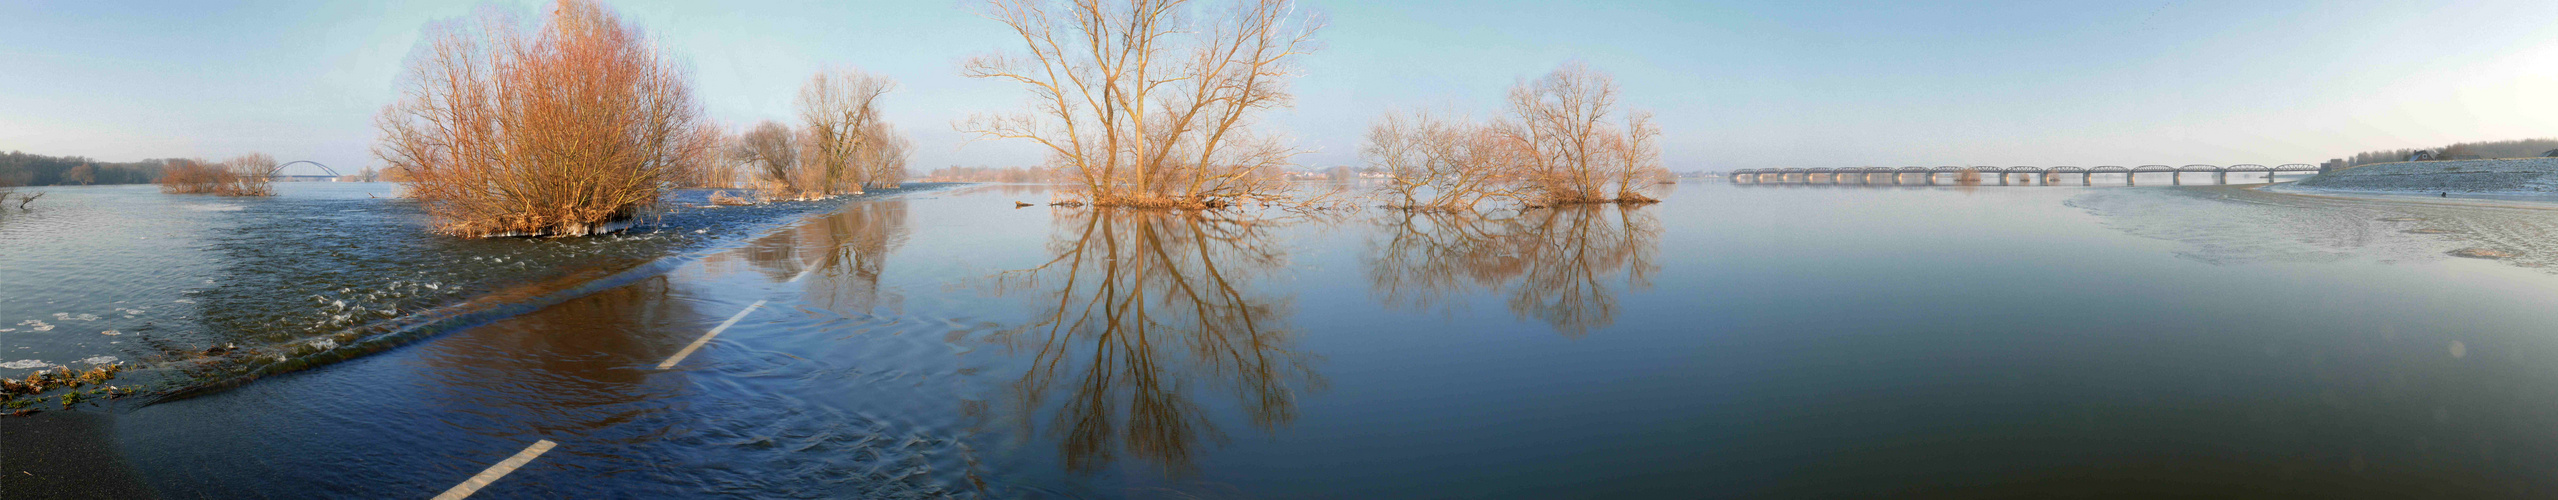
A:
[79,356,117,365]
[0,360,53,370]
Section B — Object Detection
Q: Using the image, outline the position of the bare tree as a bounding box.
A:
[1360,62,1665,210]
[1361,110,1529,211]
[61,164,95,185]
[797,69,896,196]
[220,153,276,196]
[374,0,712,237]
[961,0,1324,209]
[737,120,802,196]
[1501,62,1659,205]
[859,122,910,189]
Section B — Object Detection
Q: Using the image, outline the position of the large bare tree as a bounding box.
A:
[736,120,801,194]
[797,69,896,196]
[961,0,1323,209]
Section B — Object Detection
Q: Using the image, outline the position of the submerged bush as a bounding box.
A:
[155,155,275,196]
[375,0,713,237]
[1360,63,1667,210]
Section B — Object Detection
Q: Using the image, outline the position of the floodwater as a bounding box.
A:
[15,180,2558,497]
[0,183,889,391]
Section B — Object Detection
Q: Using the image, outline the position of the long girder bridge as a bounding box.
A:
[1727,164,2326,186]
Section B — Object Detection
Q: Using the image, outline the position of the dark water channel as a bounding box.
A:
[14,181,2558,498]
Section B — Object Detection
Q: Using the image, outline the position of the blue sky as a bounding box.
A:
[2,0,2553,174]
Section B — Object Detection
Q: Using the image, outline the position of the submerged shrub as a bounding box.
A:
[156,156,274,197]
[1359,63,1667,209]
[375,0,712,237]
[157,158,221,194]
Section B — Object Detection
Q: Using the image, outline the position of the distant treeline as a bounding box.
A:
[921,165,1055,183]
[0,151,166,186]
[2334,138,2558,169]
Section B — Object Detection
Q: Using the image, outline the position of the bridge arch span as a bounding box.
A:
[268,160,342,178]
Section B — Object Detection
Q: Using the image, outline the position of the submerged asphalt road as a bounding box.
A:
[4,192,962,499]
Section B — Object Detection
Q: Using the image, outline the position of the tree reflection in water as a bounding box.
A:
[733,199,910,314]
[1366,205,1661,337]
[987,209,1326,476]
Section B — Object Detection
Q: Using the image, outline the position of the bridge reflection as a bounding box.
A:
[1728,164,2325,186]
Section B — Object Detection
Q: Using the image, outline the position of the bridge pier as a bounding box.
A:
[2214,171,2226,184]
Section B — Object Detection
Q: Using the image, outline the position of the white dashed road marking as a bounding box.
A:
[432,439,556,500]
[657,300,766,369]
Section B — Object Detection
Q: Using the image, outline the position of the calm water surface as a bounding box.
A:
[23,181,2558,497]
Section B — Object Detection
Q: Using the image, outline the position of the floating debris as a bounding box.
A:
[50,313,100,322]
[78,356,117,365]
[98,330,121,336]
[16,320,53,332]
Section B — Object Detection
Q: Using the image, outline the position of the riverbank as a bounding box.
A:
[2278,157,2558,198]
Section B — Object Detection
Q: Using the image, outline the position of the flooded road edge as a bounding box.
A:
[135,186,952,407]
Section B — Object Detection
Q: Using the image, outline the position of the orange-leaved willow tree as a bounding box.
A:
[960,0,1324,209]
[375,0,713,237]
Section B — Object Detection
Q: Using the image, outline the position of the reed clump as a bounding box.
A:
[1361,63,1666,211]
[374,0,714,237]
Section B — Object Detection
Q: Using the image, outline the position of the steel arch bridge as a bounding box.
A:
[265,160,343,179]
[1728,163,2324,186]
